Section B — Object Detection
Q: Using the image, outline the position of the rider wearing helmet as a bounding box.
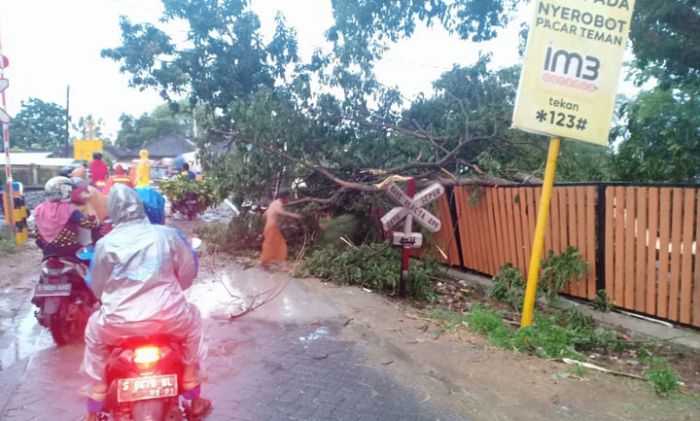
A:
[81,184,210,420]
[34,176,98,258]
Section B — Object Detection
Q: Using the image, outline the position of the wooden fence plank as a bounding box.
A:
[474,190,490,274]
[544,189,554,257]
[573,187,587,298]
[550,188,561,255]
[657,189,671,318]
[512,189,526,275]
[464,188,480,271]
[669,188,684,321]
[490,188,505,271]
[614,187,626,306]
[559,188,569,253]
[635,188,648,312]
[624,187,637,309]
[504,189,519,271]
[455,187,473,269]
[483,190,497,275]
[567,187,580,297]
[605,187,615,303]
[694,191,700,327]
[519,188,532,277]
[464,189,480,271]
[436,194,459,265]
[497,188,512,268]
[560,188,572,294]
[586,187,597,300]
[646,188,659,315]
[679,189,695,324]
[524,188,537,276]
[485,188,500,274]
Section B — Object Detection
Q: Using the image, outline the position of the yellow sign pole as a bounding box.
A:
[520,136,561,327]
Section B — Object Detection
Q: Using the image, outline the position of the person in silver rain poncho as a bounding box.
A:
[80,184,211,421]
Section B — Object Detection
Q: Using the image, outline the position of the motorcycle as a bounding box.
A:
[100,238,203,421]
[171,192,199,221]
[32,248,97,346]
[101,335,189,421]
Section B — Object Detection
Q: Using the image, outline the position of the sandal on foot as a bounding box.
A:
[185,398,212,420]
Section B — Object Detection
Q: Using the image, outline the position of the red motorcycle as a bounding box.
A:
[32,253,97,345]
[32,223,110,346]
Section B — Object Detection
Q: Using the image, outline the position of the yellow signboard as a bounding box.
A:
[512,0,636,146]
[74,139,103,161]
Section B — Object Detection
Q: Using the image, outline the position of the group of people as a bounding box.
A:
[30,151,305,420]
[34,160,207,420]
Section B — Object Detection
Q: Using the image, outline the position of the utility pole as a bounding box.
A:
[64,85,70,157]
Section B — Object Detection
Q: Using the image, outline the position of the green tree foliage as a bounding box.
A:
[103,0,612,204]
[612,84,700,182]
[101,0,299,111]
[10,98,66,150]
[116,103,194,150]
[611,0,700,182]
[629,0,700,86]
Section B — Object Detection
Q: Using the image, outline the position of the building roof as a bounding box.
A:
[103,135,196,160]
[0,152,76,167]
[143,135,196,159]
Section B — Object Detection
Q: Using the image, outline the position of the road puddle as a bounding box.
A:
[0,296,53,370]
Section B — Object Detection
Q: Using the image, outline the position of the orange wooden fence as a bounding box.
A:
[604,187,700,326]
[435,184,700,328]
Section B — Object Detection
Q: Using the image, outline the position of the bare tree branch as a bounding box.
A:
[212,128,380,192]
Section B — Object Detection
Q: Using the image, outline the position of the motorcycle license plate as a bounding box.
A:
[117,375,178,403]
[34,283,72,297]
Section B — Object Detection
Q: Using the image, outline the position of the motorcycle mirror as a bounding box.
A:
[190,237,202,250]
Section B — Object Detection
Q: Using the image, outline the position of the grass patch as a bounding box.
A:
[430,307,469,331]
[643,356,679,396]
[429,303,682,397]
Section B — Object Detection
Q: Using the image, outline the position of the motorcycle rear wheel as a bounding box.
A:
[49,294,91,346]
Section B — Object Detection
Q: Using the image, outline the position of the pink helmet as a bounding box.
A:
[70,177,90,204]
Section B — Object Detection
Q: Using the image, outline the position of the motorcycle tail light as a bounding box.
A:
[47,276,62,284]
[133,346,161,365]
[45,258,64,270]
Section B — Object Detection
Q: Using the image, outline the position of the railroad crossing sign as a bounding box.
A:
[382,182,444,233]
[381,182,444,248]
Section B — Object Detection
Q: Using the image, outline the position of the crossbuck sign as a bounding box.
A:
[381,182,444,248]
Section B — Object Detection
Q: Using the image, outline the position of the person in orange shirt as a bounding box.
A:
[104,165,134,195]
[260,189,301,272]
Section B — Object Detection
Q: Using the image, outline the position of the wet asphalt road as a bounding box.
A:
[0,260,464,420]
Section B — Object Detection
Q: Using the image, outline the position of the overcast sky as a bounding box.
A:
[2,1,529,139]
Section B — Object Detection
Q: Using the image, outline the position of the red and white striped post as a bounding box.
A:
[0,30,15,233]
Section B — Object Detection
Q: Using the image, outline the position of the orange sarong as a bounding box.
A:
[260,223,288,265]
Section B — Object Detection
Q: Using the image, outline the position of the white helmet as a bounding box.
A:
[44,176,73,203]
